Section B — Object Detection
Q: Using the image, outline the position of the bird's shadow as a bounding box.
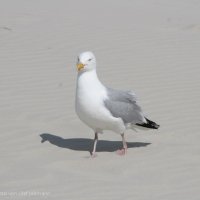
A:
[40,133,151,153]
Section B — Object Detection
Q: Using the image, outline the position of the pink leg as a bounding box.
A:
[91,132,98,158]
[116,133,127,156]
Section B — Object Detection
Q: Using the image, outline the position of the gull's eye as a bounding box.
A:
[88,58,92,61]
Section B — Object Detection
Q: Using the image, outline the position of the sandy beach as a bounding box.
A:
[0,0,200,199]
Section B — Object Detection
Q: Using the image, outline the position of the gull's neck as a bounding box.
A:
[77,69,104,90]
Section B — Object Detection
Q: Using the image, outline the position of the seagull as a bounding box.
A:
[75,51,159,157]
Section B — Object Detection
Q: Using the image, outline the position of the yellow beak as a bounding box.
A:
[76,63,85,71]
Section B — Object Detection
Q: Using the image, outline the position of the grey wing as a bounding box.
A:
[104,87,145,124]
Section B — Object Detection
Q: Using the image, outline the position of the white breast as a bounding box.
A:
[75,70,125,133]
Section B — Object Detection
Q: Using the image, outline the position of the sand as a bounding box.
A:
[0,0,200,199]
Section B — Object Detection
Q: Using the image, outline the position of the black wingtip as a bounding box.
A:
[136,118,160,129]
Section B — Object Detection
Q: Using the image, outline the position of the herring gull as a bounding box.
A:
[75,51,159,157]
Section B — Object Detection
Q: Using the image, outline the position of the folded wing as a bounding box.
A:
[104,87,146,124]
